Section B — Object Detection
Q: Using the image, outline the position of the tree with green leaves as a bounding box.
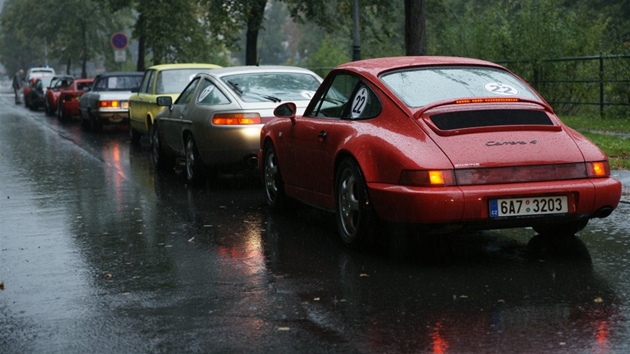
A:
[0,0,132,77]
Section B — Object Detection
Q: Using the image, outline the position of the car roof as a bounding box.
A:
[95,71,144,78]
[204,65,320,78]
[335,56,506,77]
[146,63,222,71]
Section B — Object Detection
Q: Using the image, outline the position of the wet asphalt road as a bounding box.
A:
[1,87,630,353]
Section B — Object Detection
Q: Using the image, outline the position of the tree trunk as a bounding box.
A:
[136,14,146,71]
[245,0,268,65]
[405,0,426,56]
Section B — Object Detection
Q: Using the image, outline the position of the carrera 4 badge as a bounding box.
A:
[486,140,538,147]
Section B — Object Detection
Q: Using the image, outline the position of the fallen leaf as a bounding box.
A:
[594,296,604,303]
[104,272,112,280]
[277,327,290,331]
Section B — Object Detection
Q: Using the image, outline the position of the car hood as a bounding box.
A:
[417,107,586,169]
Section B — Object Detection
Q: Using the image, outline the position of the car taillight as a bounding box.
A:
[212,113,262,125]
[587,161,610,177]
[399,170,456,186]
[99,100,121,108]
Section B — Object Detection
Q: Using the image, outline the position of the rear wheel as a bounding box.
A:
[150,124,173,171]
[263,142,287,209]
[129,123,142,145]
[185,135,204,185]
[90,113,102,133]
[57,99,65,120]
[335,158,378,249]
[45,99,53,115]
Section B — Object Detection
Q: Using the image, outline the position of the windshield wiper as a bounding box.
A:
[259,94,281,103]
[226,80,243,95]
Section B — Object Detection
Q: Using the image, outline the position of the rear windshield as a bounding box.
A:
[221,72,320,102]
[157,69,215,94]
[380,66,540,107]
[95,75,142,91]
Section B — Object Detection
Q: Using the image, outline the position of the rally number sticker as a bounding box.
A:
[484,83,519,95]
[198,85,215,103]
[351,87,368,118]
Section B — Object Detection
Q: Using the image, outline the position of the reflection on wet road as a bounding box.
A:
[1,92,630,353]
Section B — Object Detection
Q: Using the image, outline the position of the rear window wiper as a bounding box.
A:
[226,80,243,95]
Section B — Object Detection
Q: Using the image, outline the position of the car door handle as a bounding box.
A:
[317,131,327,142]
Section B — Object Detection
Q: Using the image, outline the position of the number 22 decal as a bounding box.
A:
[351,87,368,118]
[484,83,519,95]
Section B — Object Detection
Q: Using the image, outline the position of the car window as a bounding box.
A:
[139,70,155,94]
[157,69,211,94]
[77,82,92,91]
[175,77,201,105]
[347,85,381,119]
[107,75,142,91]
[380,66,541,107]
[197,79,230,105]
[306,73,361,118]
[220,72,320,103]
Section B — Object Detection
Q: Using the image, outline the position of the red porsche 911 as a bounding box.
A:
[259,56,622,249]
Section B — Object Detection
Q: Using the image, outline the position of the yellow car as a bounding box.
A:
[129,63,221,143]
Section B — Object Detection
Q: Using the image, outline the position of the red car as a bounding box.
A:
[45,75,74,115]
[22,77,39,108]
[56,78,94,121]
[259,56,622,248]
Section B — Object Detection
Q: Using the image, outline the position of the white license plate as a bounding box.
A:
[489,196,568,218]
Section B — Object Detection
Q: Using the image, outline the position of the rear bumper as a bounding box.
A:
[367,177,622,226]
[92,109,130,124]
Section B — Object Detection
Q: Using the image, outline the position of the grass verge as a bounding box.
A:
[560,115,630,170]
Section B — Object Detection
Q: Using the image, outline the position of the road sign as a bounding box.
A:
[114,50,126,63]
[111,32,128,50]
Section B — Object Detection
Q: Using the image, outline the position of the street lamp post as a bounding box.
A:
[352,0,361,61]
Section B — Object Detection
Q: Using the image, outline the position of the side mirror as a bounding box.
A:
[156,96,173,107]
[274,102,297,124]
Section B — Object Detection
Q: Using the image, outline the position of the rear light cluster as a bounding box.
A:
[212,113,261,125]
[99,100,121,108]
[61,95,79,102]
[455,98,520,104]
[399,161,610,187]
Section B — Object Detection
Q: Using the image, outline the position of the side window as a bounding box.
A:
[346,85,381,119]
[306,73,360,118]
[175,77,200,105]
[95,78,106,90]
[139,70,155,94]
[197,79,230,105]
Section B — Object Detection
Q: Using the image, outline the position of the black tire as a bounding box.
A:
[57,99,68,121]
[45,99,53,115]
[80,115,89,129]
[150,124,173,171]
[262,142,287,209]
[129,124,141,145]
[533,218,589,237]
[335,158,378,248]
[184,135,204,185]
[90,113,102,133]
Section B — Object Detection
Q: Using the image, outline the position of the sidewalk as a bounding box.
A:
[612,170,630,203]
